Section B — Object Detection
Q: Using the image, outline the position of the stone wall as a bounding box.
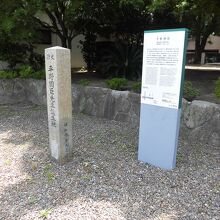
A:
[181,99,220,146]
[72,85,140,125]
[0,79,219,147]
[0,79,47,105]
[0,79,26,104]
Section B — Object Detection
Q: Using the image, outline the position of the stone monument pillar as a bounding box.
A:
[45,46,73,163]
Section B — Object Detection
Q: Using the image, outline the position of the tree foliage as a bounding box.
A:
[0,0,84,50]
[77,0,151,73]
[0,0,38,43]
[0,0,43,69]
[150,0,220,63]
[97,42,143,79]
[32,0,84,49]
[1,0,220,67]
[176,0,220,63]
[149,0,180,29]
[76,0,151,43]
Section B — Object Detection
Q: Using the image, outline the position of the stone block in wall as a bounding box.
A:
[84,86,109,117]
[72,84,86,113]
[0,79,26,104]
[103,90,115,120]
[181,98,189,114]
[183,100,218,129]
[181,100,220,147]
[25,79,47,105]
[104,90,132,122]
[128,92,141,126]
[72,85,110,118]
[114,112,130,122]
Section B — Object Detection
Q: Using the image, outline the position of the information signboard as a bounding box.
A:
[138,29,188,170]
[141,30,187,109]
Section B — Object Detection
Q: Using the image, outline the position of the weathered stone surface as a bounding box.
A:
[128,92,141,125]
[183,100,219,129]
[181,100,220,146]
[104,90,131,122]
[0,79,26,104]
[72,86,140,125]
[111,90,130,122]
[114,91,131,112]
[26,79,47,105]
[210,131,220,146]
[181,98,189,113]
[72,84,85,113]
[103,90,116,120]
[114,112,130,122]
[45,46,73,163]
[84,86,109,117]
[72,85,110,118]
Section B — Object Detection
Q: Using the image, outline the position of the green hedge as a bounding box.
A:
[0,65,45,80]
[183,81,200,101]
[105,78,128,90]
[215,77,220,99]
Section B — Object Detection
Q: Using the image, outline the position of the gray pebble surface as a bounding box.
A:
[0,104,219,220]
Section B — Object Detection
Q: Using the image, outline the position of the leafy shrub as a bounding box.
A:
[79,79,90,86]
[34,70,46,79]
[97,42,142,80]
[215,77,220,99]
[106,78,128,90]
[183,81,200,101]
[19,65,34,78]
[0,42,29,69]
[0,41,44,70]
[132,82,141,93]
[0,70,17,79]
[19,65,45,79]
[0,66,45,79]
[29,52,44,71]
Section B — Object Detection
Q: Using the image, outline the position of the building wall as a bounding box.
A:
[33,12,86,69]
[34,34,86,69]
[187,35,220,51]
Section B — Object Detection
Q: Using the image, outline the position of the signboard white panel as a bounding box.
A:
[141,30,186,109]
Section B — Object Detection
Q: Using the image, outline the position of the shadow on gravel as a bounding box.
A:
[0,104,219,219]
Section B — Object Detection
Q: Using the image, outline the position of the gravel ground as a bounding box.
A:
[0,104,219,220]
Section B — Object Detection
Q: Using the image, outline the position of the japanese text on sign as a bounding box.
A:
[48,64,56,127]
[63,122,70,154]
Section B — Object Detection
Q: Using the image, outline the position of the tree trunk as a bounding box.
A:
[194,34,209,64]
[60,36,67,48]
[194,34,201,64]
[67,38,72,50]
[194,47,202,64]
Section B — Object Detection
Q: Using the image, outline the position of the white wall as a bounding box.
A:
[34,34,86,69]
[50,34,86,68]
[70,35,86,68]
[187,35,220,51]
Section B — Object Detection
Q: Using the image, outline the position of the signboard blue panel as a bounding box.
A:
[138,105,181,169]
